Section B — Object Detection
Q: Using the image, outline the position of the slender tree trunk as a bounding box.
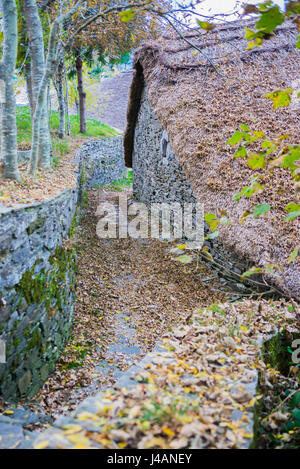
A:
[0,0,20,181]
[23,0,51,169]
[75,51,86,134]
[64,68,71,136]
[24,61,34,119]
[28,22,59,174]
[56,59,65,139]
[75,95,79,115]
[47,81,53,158]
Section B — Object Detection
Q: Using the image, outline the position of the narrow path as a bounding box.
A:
[26,186,235,419]
[14,186,233,420]
[86,71,133,131]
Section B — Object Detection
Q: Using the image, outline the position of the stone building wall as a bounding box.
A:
[132,88,259,293]
[0,136,126,401]
[81,137,127,188]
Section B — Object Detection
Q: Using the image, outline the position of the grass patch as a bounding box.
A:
[16,105,119,161]
[95,170,133,192]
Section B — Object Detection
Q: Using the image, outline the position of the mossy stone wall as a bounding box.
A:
[0,189,79,401]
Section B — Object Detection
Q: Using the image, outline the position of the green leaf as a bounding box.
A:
[241,266,263,279]
[255,5,284,33]
[265,88,293,109]
[119,9,135,22]
[291,391,300,408]
[206,231,219,239]
[288,247,299,264]
[175,254,193,264]
[284,202,300,221]
[292,408,300,428]
[285,202,300,212]
[281,147,300,171]
[197,20,215,30]
[253,203,271,217]
[297,34,300,49]
[234,146,247,158]
[204,213,219,231]
[227,131,245,146]
[248,153,265,170]
[240,123,250,132]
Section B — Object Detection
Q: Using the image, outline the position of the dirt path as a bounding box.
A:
[87,71,133,131]
[27,187,235,418]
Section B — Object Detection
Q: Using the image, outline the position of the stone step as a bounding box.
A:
[0,407,52,428]
[0,422,24,449]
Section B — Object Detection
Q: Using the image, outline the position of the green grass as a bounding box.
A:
[94,169,133,192]
[16,105,119,153]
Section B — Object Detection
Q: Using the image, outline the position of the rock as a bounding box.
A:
[0,422,24,449]
[18,371,32,396]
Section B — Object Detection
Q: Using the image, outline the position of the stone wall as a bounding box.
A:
[0,135,127,402]
[80,137,127,188]
[0,189,79,401]
[132,88,259,294]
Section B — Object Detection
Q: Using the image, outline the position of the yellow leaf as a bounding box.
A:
[145,437,165,448]
[63,425,83,435]
[77,412,99,421]
[34,440,50,450]
[162,427,175,437]
[66,433,90,447]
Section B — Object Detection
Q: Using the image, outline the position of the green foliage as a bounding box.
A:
[197,20,215,30]
[119,9,136,22]
[204,213,219,231]
[248,153,266,170]
[175,254,193,264]
[284,202,300,221]
[16,106,118,161]
[281,146,300,171]
[244,2,284,48]
[98,170,133,192]
[265,88,293,109]
[256,3,284,33]
[253,203,271,217]
[241,266,264,279]
[49,111,118,139]
[233,176,264,202]
[234,146,247,158]
[288,247,299,264]
[284,391,300,432]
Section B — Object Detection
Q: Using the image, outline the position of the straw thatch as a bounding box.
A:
[124,19,300,300]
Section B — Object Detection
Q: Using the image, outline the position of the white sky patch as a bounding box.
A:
[194,0,285,20]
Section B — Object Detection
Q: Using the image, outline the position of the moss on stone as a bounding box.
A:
[18,244,76,312]
[27,328,43,350]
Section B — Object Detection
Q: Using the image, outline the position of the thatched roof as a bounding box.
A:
[124,19,300,301]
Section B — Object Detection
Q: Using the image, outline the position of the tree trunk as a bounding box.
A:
[23,0,51,169]
[28,21,59,174]
[75,51,86,134]
[24,61,34,119]
[56,59,65,139]
[0,0,20,181]
[64,67,71,136]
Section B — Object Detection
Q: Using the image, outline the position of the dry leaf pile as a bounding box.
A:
[32,299,299,449]
[23,189,232,420]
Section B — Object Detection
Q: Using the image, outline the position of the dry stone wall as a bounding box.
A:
[132,88,258,294]
[0,136,125,401]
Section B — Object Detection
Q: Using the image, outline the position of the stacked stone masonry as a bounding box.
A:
[132,88,259,293]
[0,136,125,401]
